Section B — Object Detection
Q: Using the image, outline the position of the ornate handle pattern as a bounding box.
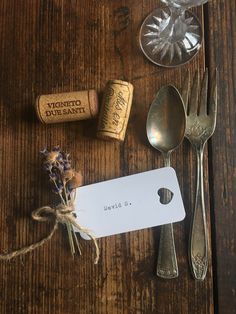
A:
[189,147,208,280]
[157,222,179,278]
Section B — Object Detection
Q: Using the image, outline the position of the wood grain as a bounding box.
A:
[205,1,236,313]
[0,0,232,313]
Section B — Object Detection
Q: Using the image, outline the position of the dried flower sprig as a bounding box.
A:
[41,147,83,197]
[41,146,84,256]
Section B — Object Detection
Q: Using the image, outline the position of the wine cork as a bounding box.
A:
[35,90,98,124]
[97,80,134,141]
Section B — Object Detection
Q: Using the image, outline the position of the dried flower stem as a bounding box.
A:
[51,176,75,253]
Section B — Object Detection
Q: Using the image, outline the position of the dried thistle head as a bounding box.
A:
[69,171,83,189]
[41,146,63,167]
[46,151,60,163]
[62,169,75,182]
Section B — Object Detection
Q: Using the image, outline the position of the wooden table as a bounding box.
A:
[0,1,235,313]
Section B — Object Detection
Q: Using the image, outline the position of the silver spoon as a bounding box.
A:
[146,85,186,278]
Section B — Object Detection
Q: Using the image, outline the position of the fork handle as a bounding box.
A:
[189,147,208,280]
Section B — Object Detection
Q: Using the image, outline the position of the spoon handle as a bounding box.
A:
[157,219,178,278]
[156,153,178,278]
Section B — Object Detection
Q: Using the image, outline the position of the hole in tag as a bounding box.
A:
[157,188,174,205]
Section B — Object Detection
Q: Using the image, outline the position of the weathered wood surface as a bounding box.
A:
[0,1,234,313]
[206,1,236,313]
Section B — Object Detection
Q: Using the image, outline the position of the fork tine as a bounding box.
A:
[199,68,209,115]
[208,68,218,123]
[189,71,199,115]
[181,71,190,113]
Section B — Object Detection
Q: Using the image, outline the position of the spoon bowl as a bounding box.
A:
[146,85,186,278]
[147,85,186,155]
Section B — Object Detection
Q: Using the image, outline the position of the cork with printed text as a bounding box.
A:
[35,90,98,124]
[97,80,134,141]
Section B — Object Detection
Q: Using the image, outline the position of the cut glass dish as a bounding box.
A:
[139,0,208,67]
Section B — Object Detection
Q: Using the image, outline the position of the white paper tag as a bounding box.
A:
[74,167,185,239]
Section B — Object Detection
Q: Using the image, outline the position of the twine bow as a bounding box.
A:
[0,204,99,264]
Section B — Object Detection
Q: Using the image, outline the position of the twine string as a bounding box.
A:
[0,205,99,264]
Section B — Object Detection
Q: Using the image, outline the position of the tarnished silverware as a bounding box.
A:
[182,69,217,280]
[146,85,186,279]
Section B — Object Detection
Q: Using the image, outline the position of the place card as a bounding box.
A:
[74,167,185,239]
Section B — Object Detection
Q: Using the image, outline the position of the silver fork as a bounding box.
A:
[182,69,217,280]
